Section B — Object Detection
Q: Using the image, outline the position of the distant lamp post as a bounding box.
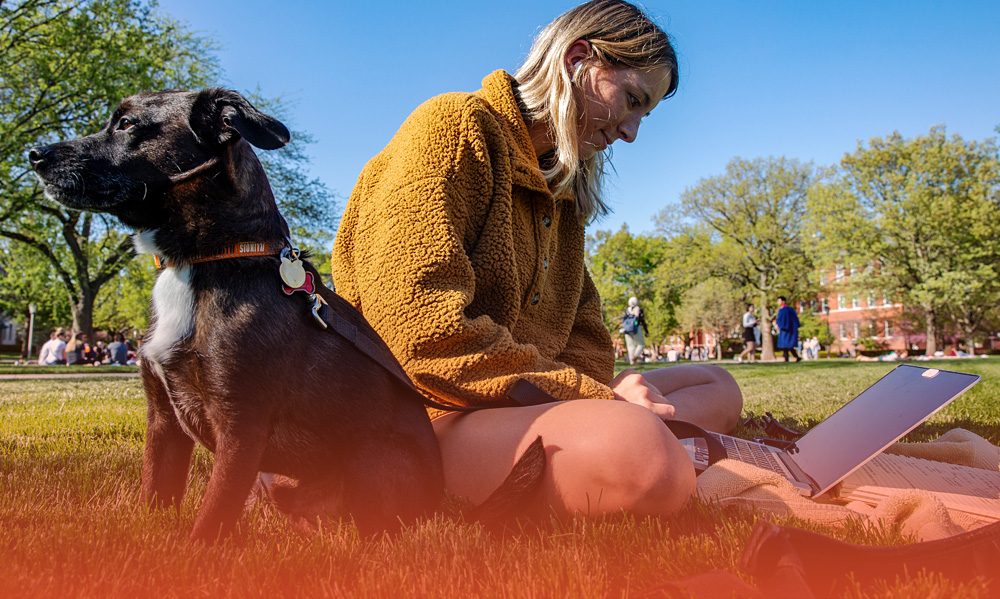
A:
[27,303,36,361]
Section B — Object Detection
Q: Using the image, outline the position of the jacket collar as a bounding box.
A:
[476,70,554,196]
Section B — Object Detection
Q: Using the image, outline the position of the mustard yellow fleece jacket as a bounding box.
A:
[331,70,615,407]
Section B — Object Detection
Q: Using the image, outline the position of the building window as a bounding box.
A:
[837,295,845,310]
[853,322,860,339]
[839,323,846,339]
[852,296,860,309]
[850,264,858,277]
[868,291,877,307]
[835,264,844,281]
[821,297,829,313]
[884,321,891,337]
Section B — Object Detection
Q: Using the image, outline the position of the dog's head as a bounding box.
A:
[28,89,289,229]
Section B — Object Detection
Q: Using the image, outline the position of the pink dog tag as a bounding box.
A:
[282,271,315,295]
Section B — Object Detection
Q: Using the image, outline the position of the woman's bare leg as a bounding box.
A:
[641,364,743,433]
[432,399,696,518]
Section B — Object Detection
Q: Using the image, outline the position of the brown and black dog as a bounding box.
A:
[29,89,544,542]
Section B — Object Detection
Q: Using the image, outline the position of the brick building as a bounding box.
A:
[812,263,914,354]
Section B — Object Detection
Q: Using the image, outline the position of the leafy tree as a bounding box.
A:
[651,211,728,352]
[676,278,743,359]
[0,0,219,338]
[246,92,337,266]
[586,225,669,347]
[1,0,337,338]
[92,253,155,336]
[797,311,831,353]
[673,157,817,360]
[806,127,1000,354]
[0,238,73,355]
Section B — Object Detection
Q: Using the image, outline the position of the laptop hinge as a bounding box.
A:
[778,452,821,496]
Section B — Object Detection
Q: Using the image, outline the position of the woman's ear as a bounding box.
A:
[564,39,592,76]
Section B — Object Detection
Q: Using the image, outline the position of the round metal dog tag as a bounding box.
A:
[279,257,307,288]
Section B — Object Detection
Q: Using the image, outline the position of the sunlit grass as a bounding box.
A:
[0,364,139,375]
[1,361,998,598]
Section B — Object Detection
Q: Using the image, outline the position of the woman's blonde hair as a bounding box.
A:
[514,0,678,222]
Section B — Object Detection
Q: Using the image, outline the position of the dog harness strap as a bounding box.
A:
[153,240,286,268]
[663,420,728,472]
[313,302,488,414]
[506,379,560,406]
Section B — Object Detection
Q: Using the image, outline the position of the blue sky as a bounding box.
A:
[156,0,1000,238]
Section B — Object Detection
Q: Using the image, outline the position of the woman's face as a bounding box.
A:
[575,64,673,159]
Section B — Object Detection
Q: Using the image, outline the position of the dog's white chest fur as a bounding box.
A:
[134,230,195,364]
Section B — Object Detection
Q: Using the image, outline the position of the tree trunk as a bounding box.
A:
[71,285,96,339]
[923,305,937,356]
[760,300,775,361]
[962,324,977,355]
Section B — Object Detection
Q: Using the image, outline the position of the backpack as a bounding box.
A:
[621,312,639,335]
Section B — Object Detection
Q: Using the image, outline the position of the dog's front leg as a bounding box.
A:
[188,422,270,543]
[140,363,195,509]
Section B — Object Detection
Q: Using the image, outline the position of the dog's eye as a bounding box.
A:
[117,117,135,131]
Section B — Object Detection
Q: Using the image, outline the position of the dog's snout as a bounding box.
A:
[28,146,53,170]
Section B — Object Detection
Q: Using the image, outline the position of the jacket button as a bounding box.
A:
[531,293,540,305]
[542,215,552,227]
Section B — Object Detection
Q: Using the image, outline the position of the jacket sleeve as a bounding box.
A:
[552,267,616,390]
[333,96,614,407]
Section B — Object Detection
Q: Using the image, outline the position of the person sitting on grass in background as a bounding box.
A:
[64,333,85,365]
[105,333,129,365]
[856,349,909,362]
[93,340,105,365]
[37,328,68,365]
[331,0,743,521]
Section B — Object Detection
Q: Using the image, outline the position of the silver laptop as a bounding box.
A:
[682,364,982,497]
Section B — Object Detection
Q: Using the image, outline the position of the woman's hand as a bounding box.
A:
[610,369,677,420]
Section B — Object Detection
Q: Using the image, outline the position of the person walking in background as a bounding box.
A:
[776,296,801,362]
[37,328,68,365]
[621,296,649,366]
[736,303,757,363]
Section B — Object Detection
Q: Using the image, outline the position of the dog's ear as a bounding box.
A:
[190,89,291,150]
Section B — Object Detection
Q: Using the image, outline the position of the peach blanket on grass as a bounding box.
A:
[696,428,1000,540]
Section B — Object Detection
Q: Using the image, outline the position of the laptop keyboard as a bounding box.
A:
[710,433,786,474]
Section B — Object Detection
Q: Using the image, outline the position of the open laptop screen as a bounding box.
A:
[789,365,981,496]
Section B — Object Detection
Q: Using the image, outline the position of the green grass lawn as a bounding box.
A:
[0,364,139,375]
[1,360,998,598]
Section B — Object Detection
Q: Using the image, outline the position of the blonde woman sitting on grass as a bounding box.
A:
[331,0,742,520]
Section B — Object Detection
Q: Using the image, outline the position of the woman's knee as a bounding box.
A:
[703,364,744,428]
[556,403,696,517]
